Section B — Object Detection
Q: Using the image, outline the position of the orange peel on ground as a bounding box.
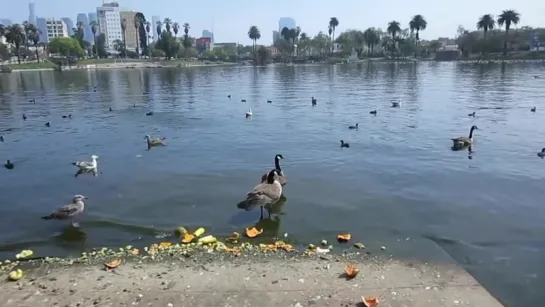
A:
[104,259,122,269]
[344,264,360,278]
[362,296,379,307]
[245,227,263,238]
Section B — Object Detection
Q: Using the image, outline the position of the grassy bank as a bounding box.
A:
[3,61,58,70]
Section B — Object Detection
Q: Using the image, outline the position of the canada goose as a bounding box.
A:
[261,154,286,186]
[241,99,247,102]
[145,135,166,147]
[247,169,282,219]
[22,114,27,120]
[4,160,14,169]
[42,195,88,227]
[538,148,545,158]
[245,108,253,118]
[228,95,231,99]
[62,114,72,119]
[73,155,99,170]
[45,121,51,127]
[340,140,350,148]
[267,100,272,103]
[349,123,359,130]
[391,101,400,107]
[370,110,377,115]
[146,111,154,116]
[531,107,536,112]
[468,112,476,117]
[311,97,317,106]
[452,125,478,147]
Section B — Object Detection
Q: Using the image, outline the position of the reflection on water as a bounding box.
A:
[1,63,545,306]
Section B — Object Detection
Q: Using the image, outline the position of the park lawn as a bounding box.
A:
[5,61,58,69]
[77,58,148,65]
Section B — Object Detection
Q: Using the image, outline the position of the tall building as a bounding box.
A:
[119,11,139,51]
[88,12,97,23]
[0,18,12,26]
[97,2,122,51]
[44,18,69,41]
[202,30,214,42]
[76,13,94,43]
[151,15,160,41]
[272,31,280,44]
[61,18,74,36]
[278,17,296,32]
[36,17,48,42]
[28,2,36,25]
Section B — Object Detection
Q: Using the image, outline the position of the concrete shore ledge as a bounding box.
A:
[0,253,503,307]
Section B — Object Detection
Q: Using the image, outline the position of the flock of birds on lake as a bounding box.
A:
[1,85,544,229]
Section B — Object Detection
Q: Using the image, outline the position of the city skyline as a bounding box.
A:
[1,0,544,45]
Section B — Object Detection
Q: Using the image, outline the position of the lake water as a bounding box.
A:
[1,63,544,306]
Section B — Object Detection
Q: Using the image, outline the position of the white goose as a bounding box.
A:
[72,155,99,170]
[245,108,253,118]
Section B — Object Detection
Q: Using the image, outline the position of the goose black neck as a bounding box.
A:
[469,127,476,138]
[267,171,276,184]
[274,156,282,172]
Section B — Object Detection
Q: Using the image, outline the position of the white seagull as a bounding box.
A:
[72,155,99,170]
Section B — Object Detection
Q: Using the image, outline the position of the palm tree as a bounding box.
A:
[183,23,190,37]
[363,28,379,55]
[134,14,142,58]
[477,14,495,55]
[22,21,34,52]
[247,26,261,53]
[90,21,98,58]
[121,18,127,58]
[387,21,401,40]
[173,22,179,37]
[163,18,172,34]
[387,21,401,56]
[5,24,25,64]
[299,32,309,56]
[156,21,162,37]
[329,17,339,52]
[497,9,520,56]
[182,23,191,48]
[409,15,427,44]
[145,21,151,47]
[30,29,41,62]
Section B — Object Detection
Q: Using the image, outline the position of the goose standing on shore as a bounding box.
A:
[42,195,88,227]
[145,135,166,148]
[452,125,478,148]
[73,155,99,170]
[261,154,286,186]
[247,169,282,219]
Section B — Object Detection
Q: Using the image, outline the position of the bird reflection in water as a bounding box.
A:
[54,224,88,249]
[75,167,98,178]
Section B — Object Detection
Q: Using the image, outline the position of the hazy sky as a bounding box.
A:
[2,0,544,44]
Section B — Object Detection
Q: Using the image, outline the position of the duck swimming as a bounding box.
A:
[349,123,359,130]
[468,112,475,117]
[370,110,377,115]
[4,160,14,169]
[245,108,253,118]
[340,140,350,148]
[311,97,317,106]
[538,148,545,158]
[531,107,536,112]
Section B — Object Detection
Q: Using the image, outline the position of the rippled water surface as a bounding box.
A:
[1,63,545,306]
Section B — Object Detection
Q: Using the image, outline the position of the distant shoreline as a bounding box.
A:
[4,57,545,73]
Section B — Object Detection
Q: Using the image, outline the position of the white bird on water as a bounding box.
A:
[245,108,253,118]
[72,155,99,170]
